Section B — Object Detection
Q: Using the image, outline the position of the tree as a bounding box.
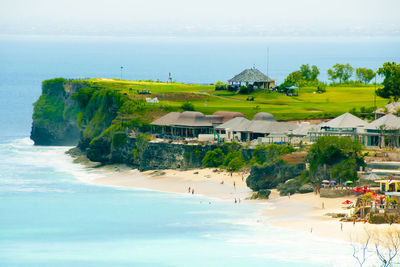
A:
[283,70,303,87]
[202,148,225,167]
[299,64,320,81]
[355,68,375,84]
[300,64,312,80]
[327,63,354,83]
[181,102,195,111]
[306,136,365,187]
[376,62,400,101]
[310,65,320,80]
[228,157,245,171]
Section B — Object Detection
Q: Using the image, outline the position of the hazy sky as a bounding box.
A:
[1,0,399,37]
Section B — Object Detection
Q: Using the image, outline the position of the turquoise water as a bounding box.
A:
[1,35,397,266]
[0,138,355,266]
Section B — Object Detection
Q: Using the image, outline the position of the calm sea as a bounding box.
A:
[1,35,398,266]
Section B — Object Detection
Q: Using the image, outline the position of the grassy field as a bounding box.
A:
[86,78,387,121]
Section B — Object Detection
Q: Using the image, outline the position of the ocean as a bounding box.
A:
[1,35,399,266]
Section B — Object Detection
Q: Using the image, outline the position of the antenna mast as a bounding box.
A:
[266,47,269,78]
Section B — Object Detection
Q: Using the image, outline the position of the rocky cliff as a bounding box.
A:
[31,78,84,145]
[30,78,215,170]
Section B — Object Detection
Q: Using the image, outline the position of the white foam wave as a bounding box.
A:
[0,138,104,182]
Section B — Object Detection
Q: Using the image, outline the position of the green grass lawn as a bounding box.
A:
[87,78,387,121]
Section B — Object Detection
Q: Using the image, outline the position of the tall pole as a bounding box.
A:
[266,47,269,77]
[266,47,270,88]
[120,66,123,80]
[374,73,377,120]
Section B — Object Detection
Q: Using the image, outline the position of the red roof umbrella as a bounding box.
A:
[353,188,363,192]
[342,200,353,204]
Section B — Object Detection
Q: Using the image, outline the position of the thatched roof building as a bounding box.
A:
[229,68,275,89]
[366,114,400,130]
[151,112,181,126]
[174,111,212,127]
[319,112,367,130]
[212,111,245,123]
[253,112,276,121]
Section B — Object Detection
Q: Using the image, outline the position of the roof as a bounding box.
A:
[288,122,314,136]
[151,111,213,127]
[320,112,367,129]
[363,173,380,181]
[247,121,297,134]
[212,111,245,123]
[374,102,400,114]
[216,117,297,134]
[151,112,181,126]
[366,113,400,130]
[230,68,272,83]
[174,111,212,127]
[215,117,251,131]
[253,112,276,121]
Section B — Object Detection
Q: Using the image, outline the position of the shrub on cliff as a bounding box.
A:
[246,160,304,191]
[252,144,295,165]
[277,180,301,196]
[181,102,195,111]
[202,148,224,167]
[250,189,271,199]
[227,157,245,171]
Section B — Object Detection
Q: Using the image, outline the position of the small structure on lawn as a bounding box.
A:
[229,68,275,89]
[285,86,299,96]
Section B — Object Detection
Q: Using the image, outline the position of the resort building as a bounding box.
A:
[308,112,367,142]
[373,102,400,118]
[363,113,400,148]
[376,179,400,202]
[229,68,275,89]
[151,111,245,138]
[215,112,297,142]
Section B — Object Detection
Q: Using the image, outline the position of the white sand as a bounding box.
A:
[87,167,400,243]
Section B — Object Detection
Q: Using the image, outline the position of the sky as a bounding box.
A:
[0,0,399,37]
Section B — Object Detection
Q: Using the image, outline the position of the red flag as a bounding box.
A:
[389,178,393,184]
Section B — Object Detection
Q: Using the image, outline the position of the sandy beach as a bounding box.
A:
[88,166,400,244]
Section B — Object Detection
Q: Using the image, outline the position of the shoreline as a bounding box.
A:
[81,164,400,244]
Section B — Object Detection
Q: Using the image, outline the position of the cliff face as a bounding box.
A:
[30,78,214,171]
[31,79,84,145]
[87,133,218,171]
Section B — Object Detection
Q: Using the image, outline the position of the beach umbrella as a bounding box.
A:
[352,188,363,192]
[322,180,330,183]
[342,200,353,205]
[345,181,353,184]
[329,181,336,184]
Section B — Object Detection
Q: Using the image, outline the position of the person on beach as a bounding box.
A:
[322,201,325,209]
[242,175,244,182]
[220,180,224,184]
[192,189,194,195]
[234,198,237,204]
[233,181,236,190]
[188,187,191,193]
[340,223,343,232]
[288,192,290,199]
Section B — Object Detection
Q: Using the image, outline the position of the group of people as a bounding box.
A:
[187,187,194,194]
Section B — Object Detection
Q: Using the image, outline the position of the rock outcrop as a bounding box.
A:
[30,78,84,145]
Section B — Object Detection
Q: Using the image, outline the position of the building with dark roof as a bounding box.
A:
[150,111,245,138]
[229,68,275,89]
